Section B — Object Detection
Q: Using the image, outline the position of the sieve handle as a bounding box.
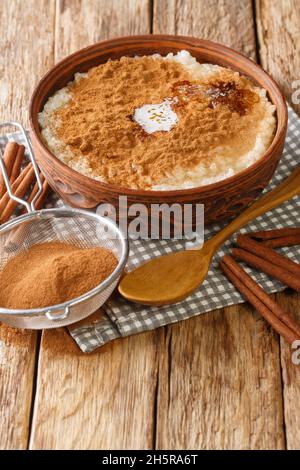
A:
[45,306,70,321]
[0,121,43,213]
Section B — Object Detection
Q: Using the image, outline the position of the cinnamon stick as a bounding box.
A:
[232,247,300,292]
[251,228,300,240]
[220,258,299,345]
[0,142,20,197]
[236,234,300,277]
[262,234,300,248]
[0,164,35,224]
[22,174,44,206]
[10,144,25,183]
[221,255,300,338]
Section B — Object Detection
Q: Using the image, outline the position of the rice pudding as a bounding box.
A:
[38,51,276,190]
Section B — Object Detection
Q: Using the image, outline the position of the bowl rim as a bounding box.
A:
[29,34,288,197]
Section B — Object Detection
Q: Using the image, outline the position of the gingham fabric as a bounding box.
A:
[0,105,300,352]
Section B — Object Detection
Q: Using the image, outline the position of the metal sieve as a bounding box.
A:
[0,122,128,329]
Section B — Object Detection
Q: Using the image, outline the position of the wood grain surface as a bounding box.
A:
[54,0,151,61]
[276,290,300,450]
[0,0,299,450]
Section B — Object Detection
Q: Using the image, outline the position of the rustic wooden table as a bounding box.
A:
[0,0,299,450]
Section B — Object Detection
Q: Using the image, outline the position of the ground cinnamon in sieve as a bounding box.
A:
[0,242,118,310]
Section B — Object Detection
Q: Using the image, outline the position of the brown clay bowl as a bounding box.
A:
[29,35,288,226]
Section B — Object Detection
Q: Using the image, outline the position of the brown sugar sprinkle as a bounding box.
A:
[54,56,268,189]
[0,242,118,310]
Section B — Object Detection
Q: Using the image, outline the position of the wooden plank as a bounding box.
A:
[30,327,159,449]
[156,306,285,449]
[256,0,300,114]
[29,0,156,450]
[277,291,300,450]
[153,0,257,59]
[0,325,37,450]
[0,0,55,449]
[256,0,300,449]
[0,0,55,126]
[153,0,285,449]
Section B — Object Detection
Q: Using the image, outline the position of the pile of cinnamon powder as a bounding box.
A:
[0,242,118,309]
[52,56,267,189]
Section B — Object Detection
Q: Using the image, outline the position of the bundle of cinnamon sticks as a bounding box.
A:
[0,141,50,224]
[220,228,300,345]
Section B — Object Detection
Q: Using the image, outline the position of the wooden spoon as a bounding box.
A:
[118,165,300,305]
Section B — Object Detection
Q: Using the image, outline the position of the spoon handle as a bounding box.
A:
[207,164,300,251]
